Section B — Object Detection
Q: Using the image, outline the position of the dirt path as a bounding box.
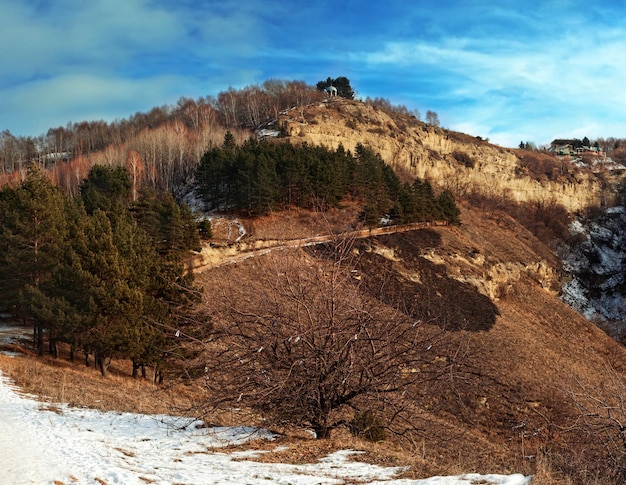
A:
[193,221,447,272]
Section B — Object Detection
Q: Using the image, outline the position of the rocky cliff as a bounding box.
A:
[278,98,605,212]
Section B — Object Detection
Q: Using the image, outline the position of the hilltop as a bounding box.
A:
[274,98,610,212]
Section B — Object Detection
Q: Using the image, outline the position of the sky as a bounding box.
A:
[1,0,626,148]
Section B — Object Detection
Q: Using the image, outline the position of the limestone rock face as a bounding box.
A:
[279,99,604,212]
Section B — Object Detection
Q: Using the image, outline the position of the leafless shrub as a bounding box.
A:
[367,127,387,136]
[200,236,459,439]
[517,152,568,182]
[451,150,476,169]
[348,409,386,442]
[535,363,626,484]
[345,119,357,130]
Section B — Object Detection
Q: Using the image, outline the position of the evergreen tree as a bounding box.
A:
[80,165,132,215]
[390,182,418,224]
[316,76,355,99]
[353,144,393,219]
[51,209,172,376]
[22,197,89,358]
[275,141,311,207]
[196,139,237,210]
[0,167,70,354]
[1,165,199,375]
[308,144,348,208]
[197,218,212,240]
[438,190,461,225]
[132,188,201,258]
[412,179,441,221]
[234,138,280,215]
[196,146,224,210]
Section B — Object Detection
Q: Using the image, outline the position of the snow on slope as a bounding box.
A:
[0,370,530,485]
[559,206,626,335]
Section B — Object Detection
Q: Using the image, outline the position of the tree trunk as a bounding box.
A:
[35,323,44,356]
[49,337,58,359]
[312,421,331,439]
[131,358,146,379]
[96,353,109,377]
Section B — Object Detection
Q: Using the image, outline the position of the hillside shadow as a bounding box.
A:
[357,231,499,332]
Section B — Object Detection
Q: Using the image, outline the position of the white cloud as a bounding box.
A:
[0,1,184,80]
[2,1,626,146]
[358,20,626,146]
[0,73,186,134]
[0,0,272,135]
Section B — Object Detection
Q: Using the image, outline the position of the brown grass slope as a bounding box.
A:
[1,201,623,481]
[195,204,626,482]
[2,97,626,483]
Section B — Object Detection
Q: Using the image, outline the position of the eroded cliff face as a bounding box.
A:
[560,207,626,338]
[279,99,603,212]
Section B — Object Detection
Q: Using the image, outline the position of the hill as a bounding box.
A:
[2,91,626,483]
[275,98,609,212]
[192,202,625,483]
[186,99,626,482]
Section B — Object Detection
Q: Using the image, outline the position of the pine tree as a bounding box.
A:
[412,179,441,221]
[80,165,132,215]
[1,165,198,375]
[0,167,70,354]
[437,190,461,225]
[132,188,200,258]
[55,210,167,376]
[316,76,355,99]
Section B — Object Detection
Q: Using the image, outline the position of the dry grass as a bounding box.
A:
[196,205,626,482]
[0,346,202,415]
[0,346,453,480]
[204,424,451,479]
[241,200,364,242]
[0,343,513,480]
[4,204,626,483]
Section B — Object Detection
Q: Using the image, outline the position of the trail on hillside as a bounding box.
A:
[193,221,448,272]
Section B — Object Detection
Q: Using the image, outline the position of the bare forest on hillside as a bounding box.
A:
[0,78,432,197]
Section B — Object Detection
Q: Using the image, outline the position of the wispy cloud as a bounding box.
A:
[1,73,186,132]
[0,0,269,134]
[0,1,183,80]
[1,1,626,147]
[359,16,626,146]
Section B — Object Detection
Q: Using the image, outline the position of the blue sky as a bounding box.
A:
[1,0,626,148]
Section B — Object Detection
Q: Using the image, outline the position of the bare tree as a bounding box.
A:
[426,110,440,127]
[126,150,145,202]
[200,237,455,439]
[563,363,626,481]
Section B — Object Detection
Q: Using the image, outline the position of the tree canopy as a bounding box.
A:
[316,77,355,100]
[202,241,453,439]
[0,166,200,376]
[195,134,460,225]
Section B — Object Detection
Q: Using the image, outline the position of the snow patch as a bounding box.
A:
[0,368,530,485]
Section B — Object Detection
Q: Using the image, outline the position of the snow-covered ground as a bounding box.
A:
[0,367,530,485]
[559,206,626,334]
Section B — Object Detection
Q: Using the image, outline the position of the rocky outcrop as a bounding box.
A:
[279,99,604,212]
